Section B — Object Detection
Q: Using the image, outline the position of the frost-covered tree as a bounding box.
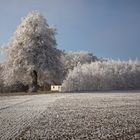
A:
[61,51,98,77]
[62,60,140,92]
[2,11,62,92]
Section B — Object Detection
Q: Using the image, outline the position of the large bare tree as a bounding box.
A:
[2,11,63,92]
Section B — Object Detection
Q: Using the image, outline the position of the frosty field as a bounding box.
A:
[0,92,140,140]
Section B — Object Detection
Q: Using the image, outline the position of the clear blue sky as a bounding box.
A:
[0,0,140,61]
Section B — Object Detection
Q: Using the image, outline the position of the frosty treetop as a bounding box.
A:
[2,11,62,85]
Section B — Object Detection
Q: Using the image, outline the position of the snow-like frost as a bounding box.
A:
[2,11,63,86]
[62,60,140,92]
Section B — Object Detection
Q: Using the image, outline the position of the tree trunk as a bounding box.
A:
[29,70,38,92]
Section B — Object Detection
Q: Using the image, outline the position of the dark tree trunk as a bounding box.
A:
[29,70,38,92]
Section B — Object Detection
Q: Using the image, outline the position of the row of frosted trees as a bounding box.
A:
[62,60,140,92]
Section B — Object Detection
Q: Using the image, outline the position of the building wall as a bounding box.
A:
[51,85,62,92]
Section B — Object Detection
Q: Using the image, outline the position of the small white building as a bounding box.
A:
[51,85,62,92]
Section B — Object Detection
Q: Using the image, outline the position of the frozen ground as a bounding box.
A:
[0,92,140,140]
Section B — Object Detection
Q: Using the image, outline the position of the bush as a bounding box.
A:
[61,51,98,78]
[0,82,28,93]
[62,60,140,92]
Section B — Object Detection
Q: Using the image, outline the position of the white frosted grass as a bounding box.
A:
[0,94,67,139]
[0,93,139,139]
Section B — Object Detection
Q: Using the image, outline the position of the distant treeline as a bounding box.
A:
[62,60,140,92]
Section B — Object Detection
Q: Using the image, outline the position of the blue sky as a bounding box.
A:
[0,0,140,61]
